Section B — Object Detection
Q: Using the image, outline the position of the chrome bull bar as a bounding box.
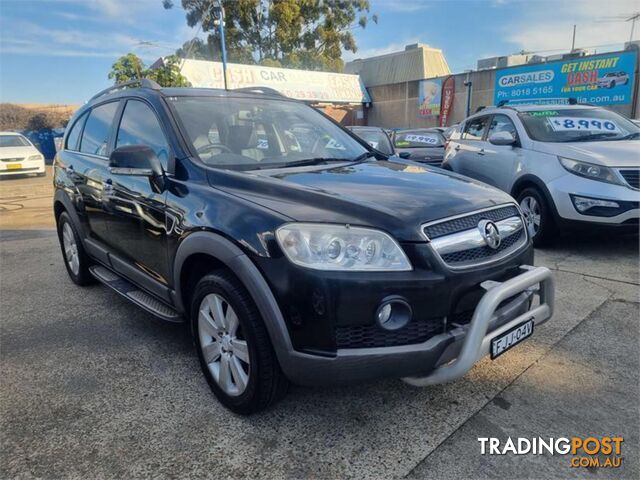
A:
[402,265,554,387]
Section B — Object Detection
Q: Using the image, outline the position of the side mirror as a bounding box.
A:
[109,145,163,178]
[488,131,516,146]
[398,151,411,159]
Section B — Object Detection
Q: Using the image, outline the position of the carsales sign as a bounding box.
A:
[494,51,636,106]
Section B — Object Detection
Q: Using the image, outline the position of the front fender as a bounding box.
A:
[173,231,294,364]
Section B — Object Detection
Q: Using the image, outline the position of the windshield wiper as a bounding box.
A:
[255,157,352,170]
[260,151,383,170]
[352,151,385,162]
[563,132,620,142]
[618,132,640,140]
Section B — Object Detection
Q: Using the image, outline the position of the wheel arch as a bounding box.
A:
[510,174,560,220]
[53,189,84,233]
[173,231,293,364]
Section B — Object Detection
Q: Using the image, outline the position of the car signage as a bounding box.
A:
[494,51,636,106]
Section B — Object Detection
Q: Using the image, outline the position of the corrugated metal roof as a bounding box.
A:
[345,44,451,87]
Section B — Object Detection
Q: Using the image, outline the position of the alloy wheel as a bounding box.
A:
[519,196,541,237]
[62,222,80,275]
[198,293,251,396]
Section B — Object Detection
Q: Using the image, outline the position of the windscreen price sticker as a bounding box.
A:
[403,134,439,145]
[548,117,620,133]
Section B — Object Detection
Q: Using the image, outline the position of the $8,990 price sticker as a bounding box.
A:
[548,117,620,133]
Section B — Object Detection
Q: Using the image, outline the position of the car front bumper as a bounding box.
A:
[548,173,640,225]
[0,160,45,176]
[278,265,554,386]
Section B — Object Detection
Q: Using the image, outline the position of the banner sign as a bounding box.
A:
[174,58,370,104]
[439,75,455,126]
[494,51,637,106]
[418,79,442,117]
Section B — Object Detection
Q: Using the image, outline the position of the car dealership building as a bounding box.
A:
[345,42,640,128]
[159,42,639,130]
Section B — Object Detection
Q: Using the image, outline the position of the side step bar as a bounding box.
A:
[89,265,182,323]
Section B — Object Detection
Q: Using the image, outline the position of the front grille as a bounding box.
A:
[441,230,524,265]
[424,205,519,239]
[336,318,444,349]
[619,169,640,189]
[1,157,24,163]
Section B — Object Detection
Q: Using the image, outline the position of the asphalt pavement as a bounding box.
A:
[0,172,638,479]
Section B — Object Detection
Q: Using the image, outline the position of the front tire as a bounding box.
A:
[56,211,94,285]
[191,271,288,414]
[517,187,557,247]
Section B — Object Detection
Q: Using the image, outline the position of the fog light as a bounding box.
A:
[572,195,620,213]
[375,297,412,331]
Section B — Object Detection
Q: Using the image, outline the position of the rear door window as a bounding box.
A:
[80,102,119,157]
[462,116,490,140]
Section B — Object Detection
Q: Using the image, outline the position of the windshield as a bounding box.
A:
[0,135,31,147]
[519,108,640,143]
[169,96,367,170]
[350,128,393,155]
[394,130,444,148]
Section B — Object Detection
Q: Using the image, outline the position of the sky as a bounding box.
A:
[0,0,638,104]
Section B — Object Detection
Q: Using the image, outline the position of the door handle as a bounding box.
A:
[454,145,461,151]
[477,149,485,156]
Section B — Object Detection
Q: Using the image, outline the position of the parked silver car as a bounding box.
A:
[443,104,640,245]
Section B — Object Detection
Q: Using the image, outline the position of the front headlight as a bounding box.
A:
[28,154,43,162]
[276,223,412,271]
[558,157,623,186]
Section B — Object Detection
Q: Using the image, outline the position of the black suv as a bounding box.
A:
[54,80,555,414]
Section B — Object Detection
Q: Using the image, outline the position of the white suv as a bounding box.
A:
[443,104,640,245]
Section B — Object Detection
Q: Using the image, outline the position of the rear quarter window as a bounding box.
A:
[65,112,88,151]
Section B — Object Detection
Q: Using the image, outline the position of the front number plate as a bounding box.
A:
[7,163,22,170]
[491,319,534,359]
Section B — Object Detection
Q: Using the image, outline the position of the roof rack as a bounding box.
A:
[233,86,285,97]
[89,78,161,102]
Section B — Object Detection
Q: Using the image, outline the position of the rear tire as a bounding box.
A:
[191,271,289,414]
[517,187,557,247]
[56,211,94,285]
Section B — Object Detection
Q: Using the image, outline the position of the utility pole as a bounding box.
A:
[628,13,640,42]
[464,71,473,117]
[571,24,576,51]
[211,0,228,90]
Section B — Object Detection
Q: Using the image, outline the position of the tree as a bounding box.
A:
[108,53,146,84]
[107,53,191,87]
[163,0,378,72]
[146,55,192,87]
[26,113,54,131]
